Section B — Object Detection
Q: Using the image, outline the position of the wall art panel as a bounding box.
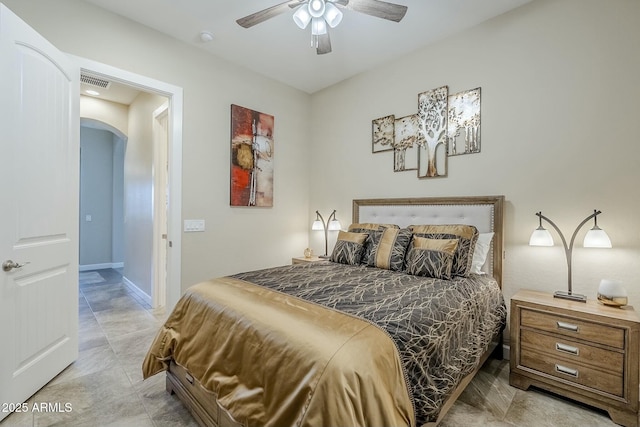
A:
[372,114,395,153]
[417,86,448,178]
[447,87,481,156]
[230,104,274,207]
[393,114,421,172]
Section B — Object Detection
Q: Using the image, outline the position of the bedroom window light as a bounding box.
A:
[529,210,612,302]
[312,210,342,257]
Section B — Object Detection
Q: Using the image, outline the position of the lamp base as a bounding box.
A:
[554,290,587,303]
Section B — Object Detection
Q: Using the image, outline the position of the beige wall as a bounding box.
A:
[80,96,128,137]
[124,92,167,297]
[309,0,640,314]
[4,0,312,294]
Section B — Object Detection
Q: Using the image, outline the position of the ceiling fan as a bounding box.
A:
[236,0,408,55]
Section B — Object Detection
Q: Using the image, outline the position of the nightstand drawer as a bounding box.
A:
[521,349,624,397]
[520,308,624,349]
[520,329,623,373]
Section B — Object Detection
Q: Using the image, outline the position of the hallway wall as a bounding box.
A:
[79,126,124,268]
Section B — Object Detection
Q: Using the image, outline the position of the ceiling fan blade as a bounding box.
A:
[342,0,408,22]
[316,33,332,55]
[237,1,302,28]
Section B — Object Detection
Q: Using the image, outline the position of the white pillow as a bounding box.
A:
[470,232,494,275]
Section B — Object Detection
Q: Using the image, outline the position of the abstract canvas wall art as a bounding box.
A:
[230,105,274,207]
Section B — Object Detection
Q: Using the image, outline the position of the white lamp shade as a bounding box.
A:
[293,7,312,29]
[312,220,324,231]
[324,2,343,28]
[311,17,327,35]
[328,219,341,231]
[308,0,326,18]
[529,227,554,246]
[583,227,612,248]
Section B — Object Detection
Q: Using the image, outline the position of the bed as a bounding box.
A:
[142,195,506,427]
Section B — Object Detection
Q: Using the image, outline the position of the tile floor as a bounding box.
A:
[0,268,622,426]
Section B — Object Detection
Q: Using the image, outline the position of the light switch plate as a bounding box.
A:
[184,219,205,232]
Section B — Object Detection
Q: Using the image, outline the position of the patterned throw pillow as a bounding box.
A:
[348,223,400,264]
[330,231,369,265]
[367,228,412,271]
[409,224,479,277]
[406,237,458,279]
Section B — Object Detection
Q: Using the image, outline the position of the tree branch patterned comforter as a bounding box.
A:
[232,261,506,425]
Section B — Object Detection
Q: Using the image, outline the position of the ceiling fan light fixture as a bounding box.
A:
[311,17,327,36]
[293,6,312,29]
[323,2,343,28]
[308,0,326,18]
[236,0,409,55]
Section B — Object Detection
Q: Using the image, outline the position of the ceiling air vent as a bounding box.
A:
[80,74,111,89]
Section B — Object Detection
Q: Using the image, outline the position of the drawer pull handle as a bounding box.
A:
[557,321,579,332]
[555,364,579,378]
[185,372,194,384]
[556,342,579,355]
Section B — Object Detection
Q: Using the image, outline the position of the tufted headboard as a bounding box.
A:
[353,196,505,288]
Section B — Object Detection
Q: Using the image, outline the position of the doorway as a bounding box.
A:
[73,55,183,311]
[79,121,126,274]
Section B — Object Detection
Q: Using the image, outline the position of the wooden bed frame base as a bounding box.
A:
[166,334,504,427]
[166,361,241,427]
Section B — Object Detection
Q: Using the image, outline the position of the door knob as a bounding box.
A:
[2,260,29,272]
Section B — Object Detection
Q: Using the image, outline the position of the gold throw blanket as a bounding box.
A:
[142,276,415,427]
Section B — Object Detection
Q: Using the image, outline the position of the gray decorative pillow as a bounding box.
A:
[409,224,479,277]
[406,237,458,280]
[330,231,368,265]
[367,228,412,271]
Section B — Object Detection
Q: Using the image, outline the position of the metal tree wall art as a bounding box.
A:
[393,114,421,171]
[372,114,394,153]
[448,88,481,156]
[417,86,448,178]
[371,85,481,180]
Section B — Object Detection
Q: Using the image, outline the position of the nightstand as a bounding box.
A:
[510,289,640,427]
[291,256,324,265]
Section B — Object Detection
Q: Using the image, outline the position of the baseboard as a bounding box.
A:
[79,262,124,271]
[503,344,510,360]
[123,276,152,306]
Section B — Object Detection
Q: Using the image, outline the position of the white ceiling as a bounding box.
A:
[80,0,532,94]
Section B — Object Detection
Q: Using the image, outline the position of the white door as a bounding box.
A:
[0,4,79,420]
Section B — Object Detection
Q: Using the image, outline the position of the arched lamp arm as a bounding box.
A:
[536,210,602,297]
